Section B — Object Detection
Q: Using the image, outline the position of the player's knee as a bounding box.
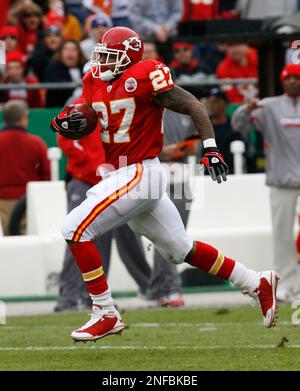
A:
[61,214,80,241]
[166,254,184,265]
[61,215,73,240]
[61,215,96,242]
[160,237,193,265]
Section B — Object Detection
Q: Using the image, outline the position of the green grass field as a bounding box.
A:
[0,304,299,371]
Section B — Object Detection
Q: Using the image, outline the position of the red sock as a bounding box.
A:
[69,241,108,295]
[189,241,235,280]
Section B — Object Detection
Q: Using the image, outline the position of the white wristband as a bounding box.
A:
[203,138,217,148]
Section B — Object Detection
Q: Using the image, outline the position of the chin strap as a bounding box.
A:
[100,69,115,81]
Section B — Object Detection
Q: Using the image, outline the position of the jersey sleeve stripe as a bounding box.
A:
[152,84,175,96]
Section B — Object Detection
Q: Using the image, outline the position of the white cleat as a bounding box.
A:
[247,271,280,328]
[71,305,125,341]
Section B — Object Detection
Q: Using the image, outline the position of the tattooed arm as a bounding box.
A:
[153,86,228,183]
[153,85,215,142]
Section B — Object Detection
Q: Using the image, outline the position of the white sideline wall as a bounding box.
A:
[0,174,295,298]
[0,182,67,297]
[27,181,67,236]
[187,174,274,271]
[0,236,64,296]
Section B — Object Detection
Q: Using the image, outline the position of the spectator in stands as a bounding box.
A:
[0,25,20,55]
[142,40,165,63]
[44,0,65,26]
[1,52,44,108]
[232,63,300,303]
[45,0,83,42]
[55,114,151,311]
[129,0,182,42]
[170,42,211,80]
[129,0,182,62]
[0,25,24,77]
[200,43,228,75]
[80,13,112,59]
[83,0,112,16]
[216,43,258,103]
[182,0,218,21]
[146,108,198,307]
[45,40,86,107]
[205,87,244,174]
[110,0,131,27]
[13,2,44,57]
[65,0,91,26]
[83,0,132,27]
[0,100,50,235]
[181,0,238,21]
[28,24,63,82]
[236,0,297,19]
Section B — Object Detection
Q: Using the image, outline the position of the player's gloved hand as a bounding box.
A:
[200,147,229,184]
[51,105,87,139]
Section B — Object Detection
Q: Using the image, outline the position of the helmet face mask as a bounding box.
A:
[91,43,131,81]
[90,27,144,81]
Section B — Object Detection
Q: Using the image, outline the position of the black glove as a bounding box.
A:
[51,105,87,140]
[200,147,229,184]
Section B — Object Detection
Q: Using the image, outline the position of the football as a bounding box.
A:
[70,102,98,138]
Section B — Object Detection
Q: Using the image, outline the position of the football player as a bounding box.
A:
[51,27,279,341]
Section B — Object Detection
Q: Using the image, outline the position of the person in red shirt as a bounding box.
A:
[182,0,219,21]
[14,2,44,57]
[1,52,44,108]
[45,39,86,107]
[181,0,237,21]
[0,25,23,57]
[0,100,50,235]
[0,25,25,79]
[216,44,258,103]
[0,0,10,27]
[52,27,279,341]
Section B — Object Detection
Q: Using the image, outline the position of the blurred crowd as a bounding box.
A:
[2,0,299,109]
[1,0,299,172]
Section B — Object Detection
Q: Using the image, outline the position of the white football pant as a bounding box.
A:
[61,158,193,264]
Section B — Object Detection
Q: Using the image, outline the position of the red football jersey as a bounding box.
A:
[82,59,174,169]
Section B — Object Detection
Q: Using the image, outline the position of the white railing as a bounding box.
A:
[0,78,258,91]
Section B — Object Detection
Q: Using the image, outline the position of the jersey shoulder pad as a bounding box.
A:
[129,59,168,79]
[127,59,174,95]
[82,69,93,85]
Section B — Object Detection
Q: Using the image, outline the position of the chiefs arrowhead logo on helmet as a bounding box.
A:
[91,27,144,81]
[122,37,142,52]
